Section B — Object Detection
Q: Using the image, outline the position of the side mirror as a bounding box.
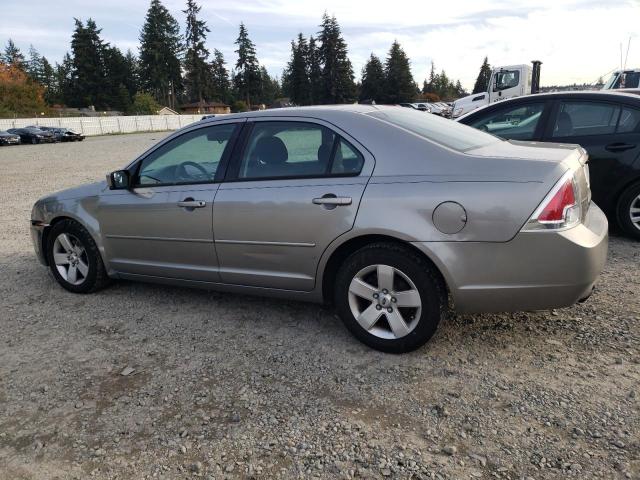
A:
[106,170,130,190]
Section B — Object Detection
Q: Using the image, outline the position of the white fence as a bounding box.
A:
[0,115,209,136]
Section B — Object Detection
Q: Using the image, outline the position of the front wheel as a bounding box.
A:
[45,219,110,293]
[616,182,640,240]
[334,243,446,353]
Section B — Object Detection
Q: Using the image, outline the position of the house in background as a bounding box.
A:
[180,101,230,115]
[157,106,179,115]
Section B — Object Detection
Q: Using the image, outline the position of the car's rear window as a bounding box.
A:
[368,107,500,152]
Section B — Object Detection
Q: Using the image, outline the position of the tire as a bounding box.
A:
[45,219,110,293]
[334,243,446,353]
[616,182,640,240]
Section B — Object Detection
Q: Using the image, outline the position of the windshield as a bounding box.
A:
[368,107,499,152]
[603,72,621,89]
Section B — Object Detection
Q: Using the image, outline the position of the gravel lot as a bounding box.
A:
[0,133,638,480]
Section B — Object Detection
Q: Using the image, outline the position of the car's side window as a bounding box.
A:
[331,138,365,174]
[616,107,640,133]
[135,124,236,186]
[469,103,544,140]
[236,121,363,180]
[551,101,620,138]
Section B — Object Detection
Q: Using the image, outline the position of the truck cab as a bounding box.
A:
[603,69,640,90]
[452,62,541,118]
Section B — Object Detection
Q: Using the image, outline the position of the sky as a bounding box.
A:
[1,0,639,91]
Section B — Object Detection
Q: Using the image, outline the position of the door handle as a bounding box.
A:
[177,199,206,208]
[312,196,352,206]
[605,143,636,153]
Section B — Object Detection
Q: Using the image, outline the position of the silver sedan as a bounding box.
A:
[30,106,608,352]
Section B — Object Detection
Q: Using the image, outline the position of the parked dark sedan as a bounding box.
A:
[458,91,640,239]
[0,130,21,146]
[7,127,56,144]
[36,126,85,142]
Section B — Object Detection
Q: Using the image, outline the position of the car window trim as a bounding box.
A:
[129,122,242,188]
[223,119,365,183]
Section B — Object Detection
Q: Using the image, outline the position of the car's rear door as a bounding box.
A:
[542,98,640,213]
[212,118,374,291]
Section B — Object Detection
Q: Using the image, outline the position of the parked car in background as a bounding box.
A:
[429,102,453,117]
[413,103,430,112]
[7,127,56,144]
[458,91,640,239]
[30,106,607,353]
[399,103,418,109]
[0,130,21,146]
[36,126,85,142]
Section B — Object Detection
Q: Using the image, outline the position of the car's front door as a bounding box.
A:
[212,119,373,291]
[100,122,240,282]
[543,100,640,213]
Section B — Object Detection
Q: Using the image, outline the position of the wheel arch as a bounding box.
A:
[320,233,450,305]
[41,215,105,267]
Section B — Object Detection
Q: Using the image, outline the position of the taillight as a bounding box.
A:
[522,170,581,231]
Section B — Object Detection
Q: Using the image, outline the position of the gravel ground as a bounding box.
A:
[0,133,638,480]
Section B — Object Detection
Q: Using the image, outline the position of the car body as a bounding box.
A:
[458,91,640,239]
[30,105,608,352]
[7,127,56,144]
[35,126,85,142]
[0,130,21,146]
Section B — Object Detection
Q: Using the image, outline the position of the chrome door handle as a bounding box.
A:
[312,196,352,206]
[177,200,206,208]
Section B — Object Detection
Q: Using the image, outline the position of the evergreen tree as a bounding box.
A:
[123,50,140,99]
[317,13,355,104]
[472,56,491,94]
[422,61,437,94]
[258,66,281,105]
[3,39,25,68]
[383,41,414,103]
[233,23,261,106]
[103,46,135,111]
[26,45,44,83]
[183,0,210,102]
[307,35,323,104]
[209,49,231,103]
[54,53,75,105]
[41,57,56,103]
[139,0,183,108]
[283,34,310,105]
[359,53,384,103]
[70,18,108,108]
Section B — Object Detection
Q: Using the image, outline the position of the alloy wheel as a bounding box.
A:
[52,233,89,285]
[630,194,640,231]
[347,264,422,340]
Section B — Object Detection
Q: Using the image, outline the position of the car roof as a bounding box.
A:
[198,104,380,125]
[458,90,640,121]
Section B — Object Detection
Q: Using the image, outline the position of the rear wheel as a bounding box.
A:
[45,219,110,293]
[334,243,446,353]
[616,182,640,240]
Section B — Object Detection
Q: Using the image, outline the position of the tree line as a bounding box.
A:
[2,0,483,117]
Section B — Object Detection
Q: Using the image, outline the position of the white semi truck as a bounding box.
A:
[451,61,542,118]
[452,61,640,119]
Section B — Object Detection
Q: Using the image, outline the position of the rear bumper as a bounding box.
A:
[413,202,608,313]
